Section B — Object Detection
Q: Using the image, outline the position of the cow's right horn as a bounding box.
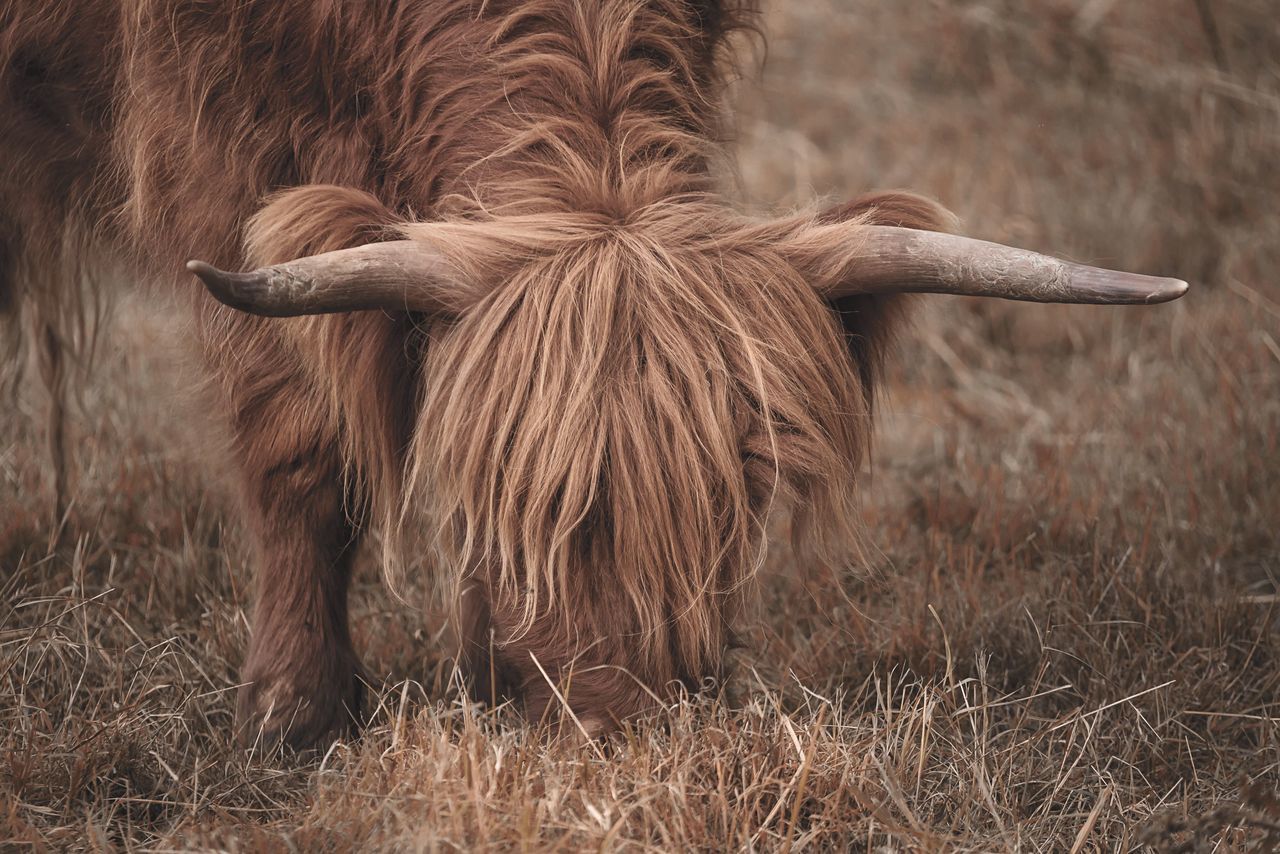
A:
[816,227,1188,305]
[187,240,470,317]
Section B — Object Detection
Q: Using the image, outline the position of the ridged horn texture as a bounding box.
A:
[187,240,468,317]
[825,226,1189,304]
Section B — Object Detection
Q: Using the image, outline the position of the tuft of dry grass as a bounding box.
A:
[3,1,1279,850]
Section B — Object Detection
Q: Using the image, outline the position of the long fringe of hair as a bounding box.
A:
[395,182,950,680]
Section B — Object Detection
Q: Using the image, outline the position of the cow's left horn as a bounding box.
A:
[821,226,1188,304]
[187,240,469,317]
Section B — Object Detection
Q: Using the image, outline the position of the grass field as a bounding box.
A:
[3,1,1279,850]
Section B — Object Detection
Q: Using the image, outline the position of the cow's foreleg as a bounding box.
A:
[234,446,364,752]
[213,330,365,752]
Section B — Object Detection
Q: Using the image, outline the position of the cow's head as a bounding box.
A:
[188,188,1185,727]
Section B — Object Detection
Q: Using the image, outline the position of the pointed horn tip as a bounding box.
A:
[185,259,224,285]
[1069,265,1190,304]
[1126,274,1188,304]
[1164,277,1191,301]
[185,259,271,313]
[1136,274,1189,303]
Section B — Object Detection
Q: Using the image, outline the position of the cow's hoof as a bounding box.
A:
[235,658,365,754]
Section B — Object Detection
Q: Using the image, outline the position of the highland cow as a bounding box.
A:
[0,0,1186,750]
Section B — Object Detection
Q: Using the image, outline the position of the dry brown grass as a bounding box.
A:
[3,1,1279,850]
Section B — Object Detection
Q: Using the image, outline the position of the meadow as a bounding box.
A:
[2,1,1278,849]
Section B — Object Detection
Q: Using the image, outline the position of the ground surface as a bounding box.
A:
[3,1,1279,850]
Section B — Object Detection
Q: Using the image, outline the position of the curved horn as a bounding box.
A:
[822,226,1188,304]
[187,240,470,317]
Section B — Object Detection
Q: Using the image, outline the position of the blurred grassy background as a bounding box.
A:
[2,1,1278,849]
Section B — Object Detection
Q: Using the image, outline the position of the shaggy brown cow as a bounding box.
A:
[1,0,1185,750]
